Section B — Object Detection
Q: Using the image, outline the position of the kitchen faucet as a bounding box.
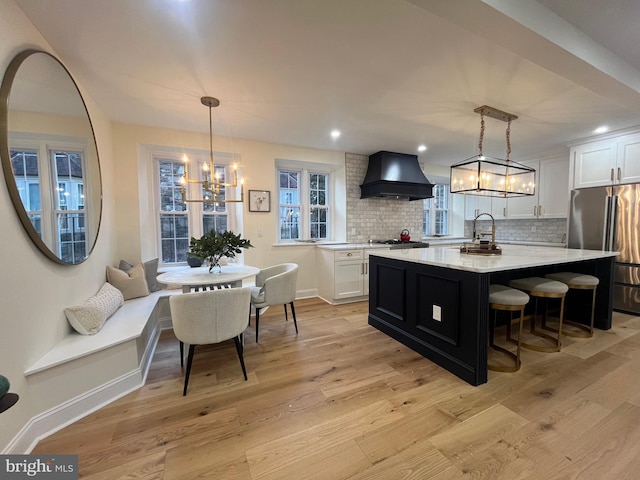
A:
[472,212,496,244]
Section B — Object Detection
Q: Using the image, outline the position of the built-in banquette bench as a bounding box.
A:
[25,289,182,376]
[17,287,182,453]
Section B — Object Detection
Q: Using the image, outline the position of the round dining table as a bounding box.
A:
[157,263,260,293]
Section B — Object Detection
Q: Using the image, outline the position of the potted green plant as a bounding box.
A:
[189,230,254,273]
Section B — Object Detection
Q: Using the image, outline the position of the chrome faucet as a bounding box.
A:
[472,212,496,244]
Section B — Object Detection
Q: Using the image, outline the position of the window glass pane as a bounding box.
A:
[57,212,86,263]
[280,206,300,240]
[11,150,41,212]
[159,213,188,263]
[159,160,186,212]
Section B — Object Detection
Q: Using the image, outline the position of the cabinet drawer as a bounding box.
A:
[334,250,363,261]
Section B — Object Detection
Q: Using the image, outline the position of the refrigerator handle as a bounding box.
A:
[604,195,618,251]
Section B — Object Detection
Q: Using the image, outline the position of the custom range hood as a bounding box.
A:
[360,151,434,200]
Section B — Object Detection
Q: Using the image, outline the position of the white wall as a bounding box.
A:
[112,123,346,295]
[0,0,118,451]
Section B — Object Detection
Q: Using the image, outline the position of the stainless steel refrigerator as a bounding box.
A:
[568,184,640,314]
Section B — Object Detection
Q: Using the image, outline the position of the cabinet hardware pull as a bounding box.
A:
[533,206,537,215]
[503,207,506,217]
[618,167,622,182]
[538,205,543,216]
[347,252,352,256]
[611,168,615,182]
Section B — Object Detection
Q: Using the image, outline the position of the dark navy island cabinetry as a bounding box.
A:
[368,245,617,386]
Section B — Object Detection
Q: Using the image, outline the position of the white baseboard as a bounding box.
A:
[3,322,163,454]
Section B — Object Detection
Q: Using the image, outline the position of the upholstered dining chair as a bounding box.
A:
[169,287,251,396]
[250,263,298,342]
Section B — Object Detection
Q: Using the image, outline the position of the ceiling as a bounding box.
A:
[12,0,640,167]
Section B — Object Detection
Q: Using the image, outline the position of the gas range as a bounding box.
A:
[372,239,430,249]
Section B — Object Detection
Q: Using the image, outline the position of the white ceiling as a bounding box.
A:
[12,0,640,167]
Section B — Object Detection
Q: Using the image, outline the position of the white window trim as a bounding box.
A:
[275,159,336,244]
[140,143,242,266]
[424,184,451,237]
[9,132,90,256]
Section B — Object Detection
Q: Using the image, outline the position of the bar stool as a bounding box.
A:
[488,285,529,372]
[509,277,568,352]
[545,272,599,338]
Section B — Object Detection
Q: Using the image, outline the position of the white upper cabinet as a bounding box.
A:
[508,157,569,219]
[617,132,640,184]
[464,196,505,220]
[572,132,640,188]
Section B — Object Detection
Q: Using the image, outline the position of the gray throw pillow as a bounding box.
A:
[119,258,160,292]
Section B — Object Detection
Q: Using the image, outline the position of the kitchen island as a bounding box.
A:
[368,245,618,386]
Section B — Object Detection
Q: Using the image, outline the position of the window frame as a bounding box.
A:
[153,149,239,266]
[423,183,451,237]
[9,133,91,263]
[276,161,333,244]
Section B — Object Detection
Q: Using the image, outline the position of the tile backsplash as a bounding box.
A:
[466,218,567,243]
[346,152,424,243]
[345,152,567,244]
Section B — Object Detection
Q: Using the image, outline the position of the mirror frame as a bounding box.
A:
[0,49,103,265]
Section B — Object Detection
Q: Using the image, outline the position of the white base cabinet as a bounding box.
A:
[317,247,386,304]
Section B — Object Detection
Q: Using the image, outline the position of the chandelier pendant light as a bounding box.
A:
[180,96,244,203]
[450,105,535,197]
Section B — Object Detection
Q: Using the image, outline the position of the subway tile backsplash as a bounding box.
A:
[345,152,567,244]
[465,218,567,243]
[346,152,424,243]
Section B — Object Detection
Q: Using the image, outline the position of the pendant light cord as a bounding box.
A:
[506,119,511,162]
[478,113,485,156]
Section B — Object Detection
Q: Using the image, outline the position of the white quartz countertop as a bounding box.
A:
[369,244,618,273]
[316,243,392,250]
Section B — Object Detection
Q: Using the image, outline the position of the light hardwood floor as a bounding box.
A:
[33,298,640,479]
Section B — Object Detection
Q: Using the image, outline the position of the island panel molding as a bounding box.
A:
[248,190,270,212]
[368,245,617,386]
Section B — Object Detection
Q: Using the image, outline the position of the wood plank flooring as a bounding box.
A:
[33,298,640,479]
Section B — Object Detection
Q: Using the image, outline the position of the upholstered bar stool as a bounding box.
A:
[508,277,568,352]
[488,285,529,372]
[545,272,599,338]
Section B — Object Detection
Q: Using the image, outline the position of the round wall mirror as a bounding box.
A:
[0,50,102,265]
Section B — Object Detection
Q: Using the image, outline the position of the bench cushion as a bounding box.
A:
[64,282,124,335]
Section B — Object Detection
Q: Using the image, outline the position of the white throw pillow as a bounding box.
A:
[65,282,124,335]
[107,263,150,300]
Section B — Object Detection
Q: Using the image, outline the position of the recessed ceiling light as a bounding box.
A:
[594,126,609,134]
[417,144,427,152]
[330,129,341,140]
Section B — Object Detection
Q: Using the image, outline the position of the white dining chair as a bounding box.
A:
[169,287,251,396]
[250,263,298,342]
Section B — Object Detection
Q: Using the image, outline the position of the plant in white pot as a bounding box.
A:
[189,230,253,273]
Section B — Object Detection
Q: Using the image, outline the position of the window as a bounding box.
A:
[11,149,42,235]
[156,155,234,264]
[53,151,86,263]
[11,146,87,263]
[277,166,330,242]
[423,184,450,236]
